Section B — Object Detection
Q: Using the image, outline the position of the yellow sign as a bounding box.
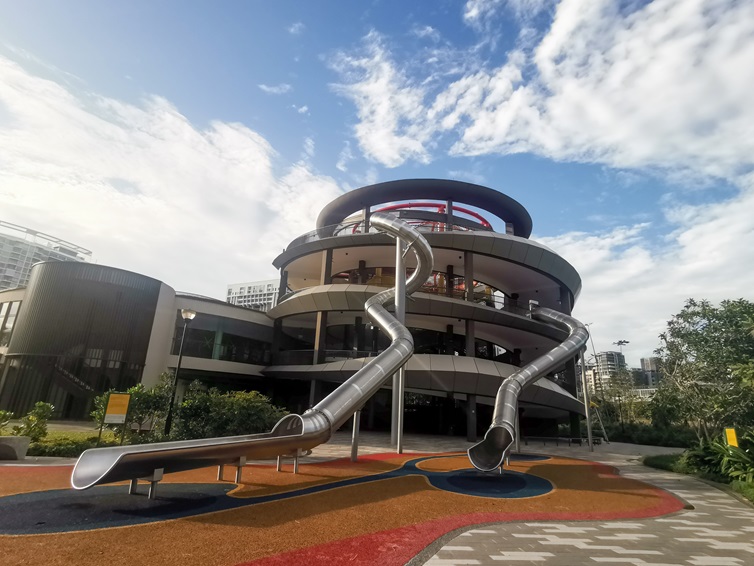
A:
[104,393,131,424]
[725,427,738,447]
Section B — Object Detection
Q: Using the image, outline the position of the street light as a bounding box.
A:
[164,308,196,435]
[612,339,629,353]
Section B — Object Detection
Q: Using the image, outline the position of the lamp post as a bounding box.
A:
[612,339,629,353]
[164,308,196,436]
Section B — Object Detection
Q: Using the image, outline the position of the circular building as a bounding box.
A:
[265,179,585,439]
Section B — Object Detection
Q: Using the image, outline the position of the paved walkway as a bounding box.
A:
[420,443,754,566]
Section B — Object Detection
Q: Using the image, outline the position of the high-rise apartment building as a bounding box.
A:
[0,221,91,291]
[226,279,279,312]
[640,357,661,388]
[585,351,627,393]
[596,351,626,376]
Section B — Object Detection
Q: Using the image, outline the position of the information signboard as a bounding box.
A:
[725,427,738,447]
[104,393,131,424]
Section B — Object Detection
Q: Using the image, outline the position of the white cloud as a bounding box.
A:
[302,136,315,159]
[258,83,292,95]
[336,141,354,172]
[287,22,305,35]
[294,104,309,114]
[540,179,754,365]
[329,31,432,168]
[411,25,441,41]
[463,0,505,30]
[454,0,754,180]
[0,55,342,297]
[335,0,754,180]
[447,169,486,185]
[328,1,754,365]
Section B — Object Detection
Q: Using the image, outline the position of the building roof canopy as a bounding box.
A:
[316,179,533,238]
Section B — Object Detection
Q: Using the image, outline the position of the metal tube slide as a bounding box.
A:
[71,212,433,490]
[467,307,588,472]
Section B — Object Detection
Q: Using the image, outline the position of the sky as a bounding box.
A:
[1,0,753,367]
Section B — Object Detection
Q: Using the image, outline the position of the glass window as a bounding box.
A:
[0,301,21,347]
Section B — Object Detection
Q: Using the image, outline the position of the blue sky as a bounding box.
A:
[1,0,753,365]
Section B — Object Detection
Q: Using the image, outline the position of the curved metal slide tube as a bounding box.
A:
[467,307,588,472]
[71,212,433,490]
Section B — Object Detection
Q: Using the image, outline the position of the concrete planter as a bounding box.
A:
[0,436,31,460]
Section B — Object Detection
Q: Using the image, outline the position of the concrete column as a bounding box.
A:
[466,393,477,442]
[445,324,454,355]
[355,316,365,353]
[358,260,367,284]
[321,249,333,285]
[278,270,288,302]
[465,320,475,358]
[313,248,333,366]
[464,251,474,302]
[446,199,453,230]
[391,237,407,451]
[309,379,322,408]
[313,311,328,364]
[446,265,454,297]
[212,329,223,361]
[363,206,371,232]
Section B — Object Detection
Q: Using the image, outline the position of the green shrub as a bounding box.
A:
[12,402,54,442]
[659,430,754,484]
[0,410,13,435]
[172,383,287,440]
[601,422,697,448]
[642,453,683,472]
[731,480,754,504]
[27,435,119,458]
[719,430,754,483]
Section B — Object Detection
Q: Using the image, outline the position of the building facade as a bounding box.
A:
[0,263,273,419]
[226,279,279,312]
[0,179,589,438]
[640,356,661,388]
[0,220,91,291]
[264,179,585,438]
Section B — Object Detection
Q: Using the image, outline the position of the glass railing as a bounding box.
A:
[274,349,379,365]
[277,283,531,317]
[272,349,559,373]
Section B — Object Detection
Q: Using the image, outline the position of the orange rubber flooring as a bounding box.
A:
[0,452,685,566]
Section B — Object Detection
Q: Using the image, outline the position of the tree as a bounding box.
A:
[604,368,637,427]
[654,298,754,441]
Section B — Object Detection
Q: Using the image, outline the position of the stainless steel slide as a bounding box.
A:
[468,307,588,472]
[71,212,434,490]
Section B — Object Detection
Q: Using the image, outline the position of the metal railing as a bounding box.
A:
[287,219,491,249]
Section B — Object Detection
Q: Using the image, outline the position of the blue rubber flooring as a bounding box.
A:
[0,454,551,534]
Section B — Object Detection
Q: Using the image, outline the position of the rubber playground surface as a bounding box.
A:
[0,451,685,566]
